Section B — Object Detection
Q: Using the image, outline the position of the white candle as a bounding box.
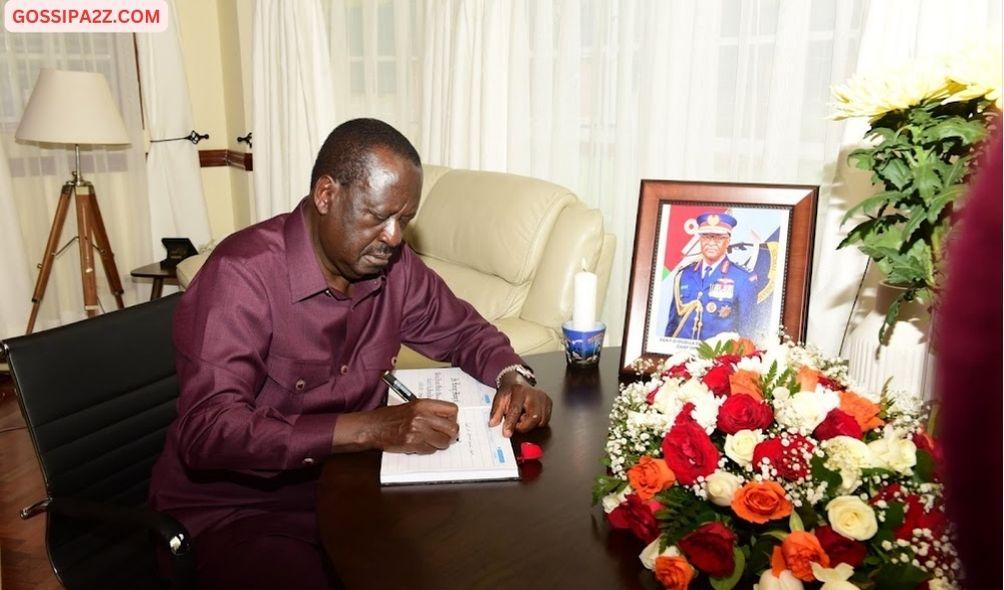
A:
[572,270,597,330]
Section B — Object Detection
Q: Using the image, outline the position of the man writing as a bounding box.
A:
[664,212,757,340]
[149,118,552,589]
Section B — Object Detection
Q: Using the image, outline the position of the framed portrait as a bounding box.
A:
[620,180,818,374]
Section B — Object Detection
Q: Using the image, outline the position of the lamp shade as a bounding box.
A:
[15,69,130,146]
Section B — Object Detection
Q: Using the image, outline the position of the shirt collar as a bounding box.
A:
[283,198,389,304]
[701,258,724,275]
[284,199,329,302]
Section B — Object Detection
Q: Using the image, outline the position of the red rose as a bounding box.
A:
[717,393,774,434]
[871,485,947,540]
[813,408,863,441]
[607,493,662,543]
[678,522,737,577]
[702,363,734,396]
[662,362,692,380]
[661,404,720,485]
[752,435,815,480]
[814,525,866,567]
[817,374,845,391]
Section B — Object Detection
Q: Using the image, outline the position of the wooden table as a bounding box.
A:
[129,262,178,300]
[317,348,660,589]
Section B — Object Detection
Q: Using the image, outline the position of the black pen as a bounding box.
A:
[382,371,418,403]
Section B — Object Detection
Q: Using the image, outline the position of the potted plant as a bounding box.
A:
[832,47,1000,342]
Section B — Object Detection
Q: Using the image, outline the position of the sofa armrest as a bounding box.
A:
[176,253,210,289]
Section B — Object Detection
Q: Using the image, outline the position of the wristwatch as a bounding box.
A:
[495,364,537,388]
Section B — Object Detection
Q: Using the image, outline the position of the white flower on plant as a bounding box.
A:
[821,436,878,494]
[944,43,1002,108]
[602,485,633,514]
[651,378,721,433]
[626,410,673,434]
[735,355,765,373]
[868,429,917,475]
[639,540,680,570]
[725,429,766,467]
[775,389,840,435]
[755,569,804,590]
[706,470,742,507]
[812,562,860,590]
[884,387,923,417]
[826,496,879,541]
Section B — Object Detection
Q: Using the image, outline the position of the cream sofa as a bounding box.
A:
[177,165,615,369]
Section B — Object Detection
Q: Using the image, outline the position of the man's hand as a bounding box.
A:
[334,399,459,454]
[489,373,552,437]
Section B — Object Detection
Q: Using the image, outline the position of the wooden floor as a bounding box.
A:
[0,376,62,589]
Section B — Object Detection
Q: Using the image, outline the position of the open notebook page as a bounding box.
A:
[380,368,519,485]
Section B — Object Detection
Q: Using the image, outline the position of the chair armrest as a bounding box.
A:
[43,496,196,589]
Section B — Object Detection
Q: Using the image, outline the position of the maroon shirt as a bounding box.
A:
[149,200,523,538]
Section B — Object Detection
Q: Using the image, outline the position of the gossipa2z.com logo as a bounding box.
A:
[4,0,169,33]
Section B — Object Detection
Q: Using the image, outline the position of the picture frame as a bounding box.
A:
[619,180,818,375]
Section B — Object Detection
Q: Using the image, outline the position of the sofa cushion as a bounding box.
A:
[395,317,560,370]
[405,169,575,285]
[420,256,528,322]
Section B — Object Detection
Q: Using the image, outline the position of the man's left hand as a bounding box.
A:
[489,373,552,437]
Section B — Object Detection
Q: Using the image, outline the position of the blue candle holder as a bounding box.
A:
[561,320,606,367]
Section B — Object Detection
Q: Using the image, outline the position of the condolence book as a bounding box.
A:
[379,367,519,485]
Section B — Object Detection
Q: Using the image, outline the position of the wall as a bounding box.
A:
[173,0,254,240]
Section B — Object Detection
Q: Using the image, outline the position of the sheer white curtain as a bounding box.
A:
[136,0,212,257]
[0,136,32,339]
[807,0,1003,355]
[0,31,151,335]
[252,0,336,220]
[324,0,869,344]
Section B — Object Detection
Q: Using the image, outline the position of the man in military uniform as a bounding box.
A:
[665,212,758,340]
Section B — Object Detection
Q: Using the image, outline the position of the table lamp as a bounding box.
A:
[16,69,131,333]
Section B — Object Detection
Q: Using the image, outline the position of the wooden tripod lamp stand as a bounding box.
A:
[15,69,131,334]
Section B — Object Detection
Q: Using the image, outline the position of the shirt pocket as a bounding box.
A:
[357,343,400,373]
[265,354,332,394]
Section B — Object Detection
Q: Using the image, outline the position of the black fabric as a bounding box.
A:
[4,294,193,589]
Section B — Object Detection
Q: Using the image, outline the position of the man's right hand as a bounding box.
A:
[333,399,459,454]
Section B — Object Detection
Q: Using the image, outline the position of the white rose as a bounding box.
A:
[735,355,765,373]
[868,433,917,475]
[705,332,741,349]
[812,563,859,590]
[821,436,877,494]
[826,496,879,541]
[602,485,633,514]
[725,429,765,467]
[639,540,680,570]
[776,390,840,434]
[706,470,742,507]
[755,569,804,590]
[926,577,954,590]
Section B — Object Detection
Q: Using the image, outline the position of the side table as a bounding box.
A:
[130,263,178,301]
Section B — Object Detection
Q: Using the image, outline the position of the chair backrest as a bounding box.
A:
[3,294,181,588]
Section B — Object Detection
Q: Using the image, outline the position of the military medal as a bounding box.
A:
[706,301,717,313]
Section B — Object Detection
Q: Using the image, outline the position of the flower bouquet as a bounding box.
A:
[594,334,958,589]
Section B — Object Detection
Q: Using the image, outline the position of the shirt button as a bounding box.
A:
[302,457,315,466]
[391,356,397,367]
[340,365,349,375]
[295,379,306,391]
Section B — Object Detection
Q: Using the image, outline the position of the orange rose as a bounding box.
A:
[731,481,793,524]
[654,555,695,589]
[627,456,677,501]
[771,531,830,581]
[796,366,821,392]
[838,390,884,431]
[728,338,757,356]
[728,370,763,402]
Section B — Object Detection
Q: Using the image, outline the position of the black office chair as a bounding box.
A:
[2,294,195,589]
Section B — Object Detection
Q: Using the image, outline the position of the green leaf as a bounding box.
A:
[882,501,906,532]
[912,160,941,201]
[925,185,962,223]
[654,486,718,544]
[842,190,903,223]
[810,455,842,499]
[915,449,936,483]
[901,211,927,242]
[710,547,746,590]
[873,562,930,589]
[921,116,986,145]
[762,530,789,541]
[592,475,626,506]
[789,510,805,532]
[878,295,904,343]
[878,158,912,190]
